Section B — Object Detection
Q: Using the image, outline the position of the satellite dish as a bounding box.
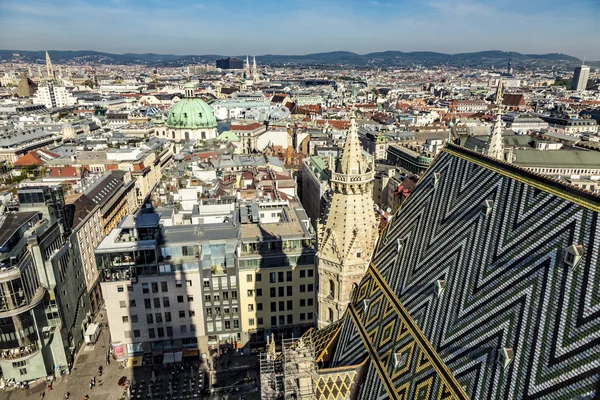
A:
[386,207,392,213]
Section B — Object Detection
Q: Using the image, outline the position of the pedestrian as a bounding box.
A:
[89,382,93,390]
[40,391,45,399]
[65,392,70,399]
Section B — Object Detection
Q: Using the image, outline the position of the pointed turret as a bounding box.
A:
[317,113,378,328]
[45,51,54,79]
[486,79,504,161]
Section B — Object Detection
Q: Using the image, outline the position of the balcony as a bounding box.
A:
[0,342,39,361]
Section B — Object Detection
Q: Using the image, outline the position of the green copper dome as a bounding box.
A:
[167,98,217,130]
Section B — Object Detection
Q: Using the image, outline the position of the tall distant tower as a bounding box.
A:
[252,55,259,83]
[244,55,250,79]
[45,51,54,79]
[507,58,513,75]
[486,79,505,161]
[317,115,379,328]
[571,63,590,91]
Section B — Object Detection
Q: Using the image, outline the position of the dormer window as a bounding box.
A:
[396,238,403,252]
[436,280,446,297]
[565,244,583,269]
[183,112,187,118]
[481,200,493,218]
[394,351,408,369]
[433,172,441,189]
[362,299,369,311]
[497,347,514,370]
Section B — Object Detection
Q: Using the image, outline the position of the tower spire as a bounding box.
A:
[486,79,504,161]
[45,51,54,79]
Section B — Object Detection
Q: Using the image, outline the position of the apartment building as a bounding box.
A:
[238,199,316,349]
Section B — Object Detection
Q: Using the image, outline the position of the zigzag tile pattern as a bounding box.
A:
[331,145,600,399]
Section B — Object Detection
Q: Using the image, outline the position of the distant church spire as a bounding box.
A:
[252,56,259,83]
[45,51,54,79]
[487,79,505,161]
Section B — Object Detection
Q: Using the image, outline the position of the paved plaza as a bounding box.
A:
[1,311,260,400]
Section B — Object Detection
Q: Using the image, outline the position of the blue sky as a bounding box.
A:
[1,0,599,59]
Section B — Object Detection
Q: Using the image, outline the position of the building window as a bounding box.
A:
[19,368,27,376]
[247,290,254,297]
[279,315,285,325]
[233,320,239,329]
[300,270,306,278]
[163,297,170,307]
[279,301,285,311]
[186,280,192,287]
[308,312,313,320]
[287,315,293,324]
[287,286,292,296]
[257,317,263,325]
[308,298,313,306]
[286,271,292,281]
[204,294,211,302]
[248,304,254,311]
[127,285,133,292]
[187,295,194,302]
[224,321,231,329]
[157,327,164,338]
[203,279,210,288]
[256,288,262,297]
[166,326,173,337]
[189,310,196,317]
[300,285,306,293]
[176,280,183,288]
[117,285,124,292]
[142,283,149,293]
[119,301,127,308]
[249,318,255,326]
[122,316,129,323]
[270,272,276,283]
[278,287,284,297]
[287,300,293,311]
[180,325,187,334]
[308,269,314,277]
[300,299,306,307]
[300,313,306,321]
[257,302,263,311]
[328,308,334,322]
[161,282,168,292]
[165,312,172,322]
[231,291,238,300]
[278,272,284,282]
[177,296,184,303]
[329,280,335,298]
[270,287,276,297]
[152,282,159,293]
[308,284,314,292]
[256,273,262,282]
[146,314,153,324]
[148,328,155,338]
[154,298,161,308]
[133,330,140,338]
[130,300,136,307]
[271,302,276,312]
[246,274,253,282]
[124,331,131,339]
[271,316,277,326]
[179,310,185,318]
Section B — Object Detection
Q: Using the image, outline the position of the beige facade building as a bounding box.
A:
[238,200,317,346]
[317,118,379,328]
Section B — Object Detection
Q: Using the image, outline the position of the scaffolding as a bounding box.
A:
[282,336,317,400]
[260,334,284,400]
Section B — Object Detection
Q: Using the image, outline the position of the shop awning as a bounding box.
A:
[174,351,183,363]
[126,356,143,368]
[113,343,125,361]
[163,352,174,364]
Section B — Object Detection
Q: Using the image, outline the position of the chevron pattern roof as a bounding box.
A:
[327,144,600,399]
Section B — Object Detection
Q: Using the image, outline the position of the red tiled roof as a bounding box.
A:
[230,122,264,131]
[47,166,80,177]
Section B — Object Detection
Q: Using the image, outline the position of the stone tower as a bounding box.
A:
[317,116,378,328]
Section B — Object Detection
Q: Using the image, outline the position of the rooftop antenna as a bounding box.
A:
[582,56,586,66]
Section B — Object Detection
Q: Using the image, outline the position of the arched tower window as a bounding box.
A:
[329,280,335,298]
[328,308,334,323]
[201,131,206,140]
[171,131,175,139]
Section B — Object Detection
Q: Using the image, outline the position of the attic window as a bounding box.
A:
[183,112,187,118]
[481,200,493,218]
[362,299,369,312]
[394,351,408,369]
[433,172,441,189]
[396,238,403,252]
[199,113,202,118]
[497,347,514,370]
[565,244,583,269]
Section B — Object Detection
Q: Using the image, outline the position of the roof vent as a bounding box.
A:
[362,299,369,312]
[497,347,514,370]
[565,244,583,269]
[481,199,494,218]
[396,238,403,252]
[394,351,408,369]
[436,280,446,297]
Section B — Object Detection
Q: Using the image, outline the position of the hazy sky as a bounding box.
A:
[1,0,599,59]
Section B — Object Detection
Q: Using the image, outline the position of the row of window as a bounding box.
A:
[125,324,197,339]
[205,306,239,317]
[247,284,313,298]
[117,280,194,294]
[246,269,314,283]
[119,295,193,310]
[206,319,240,333]
[247,313,314,327]
[204,291,238,302]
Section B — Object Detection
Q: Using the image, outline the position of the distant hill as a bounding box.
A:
[0,49,593,69]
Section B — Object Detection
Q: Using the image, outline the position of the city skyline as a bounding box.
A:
[1,0,599,59]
